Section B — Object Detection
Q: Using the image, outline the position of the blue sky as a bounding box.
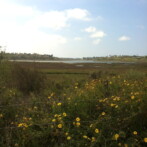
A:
[0,0,146,57]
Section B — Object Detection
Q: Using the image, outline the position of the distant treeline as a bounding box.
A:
[83,55,147,62]
[3,53,57,60]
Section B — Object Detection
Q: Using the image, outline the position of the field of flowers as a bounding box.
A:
[0,62,147,147]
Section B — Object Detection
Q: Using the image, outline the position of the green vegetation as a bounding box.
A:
[0,61,147,147]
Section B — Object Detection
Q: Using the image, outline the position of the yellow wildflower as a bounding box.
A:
[90,124,93,128]
[52,119,56,122]
[18,123,28,128]
[95,128,99,133]
[144,138,147,143]
[65,132,69,136]
[114,134,119,140]
[83,135,88,139]
[110,103,115,107]
[57,103,62,106]
[67,136,71,140]
[131,95,135,99]
[91,137,96,142]
[63,112,67,117]
[57,124,62,128]
[0,114,3,118]
[76,117,80,121]
[76,122,80,127]
[101,112,106,116]
[133,131,137,135]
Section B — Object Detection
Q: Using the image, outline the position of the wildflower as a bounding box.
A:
[83,135,88,139]
[144,138,147,143]
[48,96,51,99]
[95,128,99,133]
[65,132,69,136]
[114,134,119,140]
[76,117,80,121]
[131,95,135,99]
[52,119,56,122]
[110,103,115,107]
[90,124,93,128]
[115,105,118,108]
[109,81,112,84]
[18,123,28,128]
[57,103,62,106]
[0,114,3,118]
[34,106,37,110]
[133,131,137,135]
[101,112,106,116]
[57,124,62,128]
[67,136,71,140]
[76,122,80,127]
[63,112,67,117]
[91,137,96,142]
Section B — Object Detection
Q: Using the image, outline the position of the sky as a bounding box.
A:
[0,0,147,58]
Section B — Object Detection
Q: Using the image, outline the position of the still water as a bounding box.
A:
[10,60,134,64]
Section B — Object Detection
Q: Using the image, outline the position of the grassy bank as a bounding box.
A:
[0,61,147,147]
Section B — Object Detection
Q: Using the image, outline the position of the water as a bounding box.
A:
[10,60,135,64]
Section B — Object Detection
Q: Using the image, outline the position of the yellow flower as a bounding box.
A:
[131,95,135,99]
[67,136,71,140]
[57,124,62,128]
[90,124,93,128]
[57,103,62,106]
[115,105,118,108]
[0,114,3,118]
[101,112,106,116]
[133,131,137,135]
[65,132,68,136]
[63,112,67,117]
[83,135,88,139]
[91,137,96,142]
[110,103,115,107]
[95,128,99,133]
[76,117,80,121]
[76,122,80,127]
[114,134,119,140]
[18,123,28,128]
[144,138,147,143]
[52,119,56,122]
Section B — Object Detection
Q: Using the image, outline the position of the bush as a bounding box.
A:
[12,65,46,95]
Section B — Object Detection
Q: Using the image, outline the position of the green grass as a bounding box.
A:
[0,61,147,147]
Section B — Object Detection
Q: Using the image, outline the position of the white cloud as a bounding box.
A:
[0,1,92,53]
[84,26,106,45]
[74,37,82,41]
[90,31,106,38]
[118,36,131,41]
[93,39,101,45]
[26,8,91,30]
[66,8,91,21]
[84,26,97,33]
